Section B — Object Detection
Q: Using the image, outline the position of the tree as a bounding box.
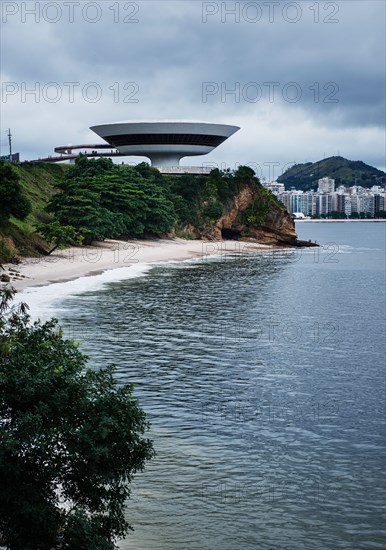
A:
[202,198,223,221]
[375,210,386,218]
[35,221,84,255]
[0,287,154,549]
[234,165,257,183]
[62,155,118,180]
[47,158,176,241]
[0,160,31,222]
[330,211,346,219]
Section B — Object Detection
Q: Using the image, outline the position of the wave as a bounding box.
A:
[15,254,223,322]
[16,263,154,321]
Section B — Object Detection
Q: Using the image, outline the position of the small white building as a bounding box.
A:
[264,182,285,194]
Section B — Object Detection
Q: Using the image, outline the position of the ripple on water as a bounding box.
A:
[50,225,386,549]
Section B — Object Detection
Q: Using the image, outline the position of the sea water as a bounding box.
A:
[18,222,386,550]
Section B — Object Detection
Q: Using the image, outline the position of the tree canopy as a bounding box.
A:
[162,166,261,229]
[47,157,176,242]
[40,157,270,243]
[0,160,32,222]
[0,287,154,549]
[35,221,84,255]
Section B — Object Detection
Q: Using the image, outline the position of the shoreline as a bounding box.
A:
[1,238,275,292]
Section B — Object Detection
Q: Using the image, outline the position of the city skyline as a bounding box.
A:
[265,177,386,217]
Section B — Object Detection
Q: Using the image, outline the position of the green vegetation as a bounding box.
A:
[35,221,83,255]
[174,229,195,239]
[0,160,32,222]
[0,162,69,261]
[349,212,374,219]
[164,165,260,229]
[317,211,386,220]
[0,287,154,549]
[0,160,33,261]
[0,158,289,260]
[277,156,386,191]
[33,160,269,242]
[329,211,347,219]
[241,183,285,225]
[0,239,17,263]
[2,155,383,261]
[46,157,176,242]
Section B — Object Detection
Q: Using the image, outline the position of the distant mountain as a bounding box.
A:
[277,156,386,191]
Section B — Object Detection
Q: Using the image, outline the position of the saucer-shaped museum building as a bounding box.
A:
[89,121,240,168]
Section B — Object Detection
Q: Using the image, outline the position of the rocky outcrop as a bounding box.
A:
[191,180,315,247]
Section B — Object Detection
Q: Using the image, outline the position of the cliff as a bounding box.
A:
[178,175,312,247]
[0,162,314,263]
[198,181,298,245]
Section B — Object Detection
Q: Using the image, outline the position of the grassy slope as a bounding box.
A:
[1,162,294,262]
[0,163,68,259]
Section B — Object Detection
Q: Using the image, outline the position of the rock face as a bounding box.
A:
[192,180,307,246]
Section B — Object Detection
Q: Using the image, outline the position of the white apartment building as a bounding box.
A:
[266,178,385,217]
[290,191,309,215]
[318,177,335,193]
[316,194,332,216]
[279,192,291,211]
[264,182,285,194]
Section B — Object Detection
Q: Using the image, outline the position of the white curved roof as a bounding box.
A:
[92,119,237,126]
[90,121,240,139]
[89,120,240,167]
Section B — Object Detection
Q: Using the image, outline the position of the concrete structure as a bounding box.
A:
[292,212,307,219]
[264,182,285,194]
[32,120,239,170]
[374,194,385,213]
[290,190,308,215]
[89,121,240,168]
[318,177,335,193]
[316,194,332,216]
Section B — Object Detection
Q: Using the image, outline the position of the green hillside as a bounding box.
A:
[277,156,386,191]
[15,163,69,218]
[0,163,69,259]
[1,160,295,262]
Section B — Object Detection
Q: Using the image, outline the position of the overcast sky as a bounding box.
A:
[1,0,385,179]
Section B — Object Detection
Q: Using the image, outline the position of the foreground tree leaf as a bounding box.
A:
[0,287,154,549]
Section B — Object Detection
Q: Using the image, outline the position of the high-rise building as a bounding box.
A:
[344,196,352,216]
[279,192,291,212]
[374,194,385,213]
[272,181,383,218]
[318,177,335,194]
[330,192,338,211]
[315,194,332,216]
[290,191,308,214]
[264,182,285,194]
[337,194,351,216]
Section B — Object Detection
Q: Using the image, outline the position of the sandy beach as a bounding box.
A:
[1,238,274,292]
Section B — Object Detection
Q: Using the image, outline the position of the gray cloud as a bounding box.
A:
[1,0,385,175]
